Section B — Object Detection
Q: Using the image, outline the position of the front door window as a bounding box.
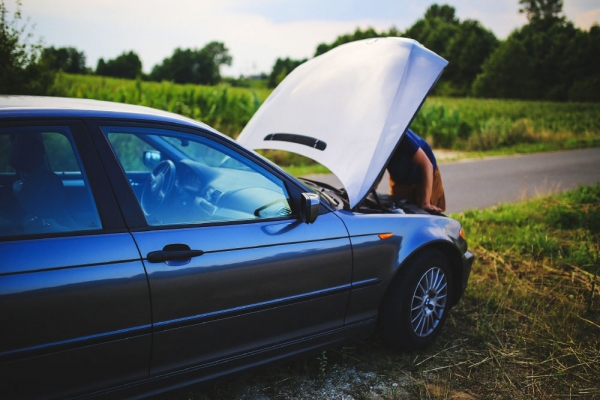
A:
[103,126,292,227]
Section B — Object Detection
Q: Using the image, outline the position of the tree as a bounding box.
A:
[314,27,388,57]
[404,4,460,56]
[473,0,599,102]
[42,46,87,74]
[519,0,564,23]
[567,25,600,102]
[498,0,582,101]
[96,51,142,79]
[442,20,498,95]
[404,4,497,96]
[150,41,231,85]
[424,3,459,23]
[267,57,306,88]
[472,38,537,99]
[0,0,54,94]
[309,6,497,97]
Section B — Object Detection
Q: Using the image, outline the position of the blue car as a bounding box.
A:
[0,38,473,399]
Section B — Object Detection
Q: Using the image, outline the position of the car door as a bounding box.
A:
[97,123,353,375]
[0,121,151,399]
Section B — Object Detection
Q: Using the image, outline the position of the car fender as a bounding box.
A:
[333,211,467,324]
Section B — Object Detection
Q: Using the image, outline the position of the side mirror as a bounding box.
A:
[143,150,162,169]
[301,193,320,224]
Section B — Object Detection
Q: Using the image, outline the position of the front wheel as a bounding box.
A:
[380,249,453,351]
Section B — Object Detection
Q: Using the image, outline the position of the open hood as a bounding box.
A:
[237,37,447,208]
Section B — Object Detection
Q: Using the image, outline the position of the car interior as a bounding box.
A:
[104,128,293,227]
[0,129,102,238]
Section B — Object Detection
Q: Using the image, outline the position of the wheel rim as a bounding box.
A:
[410,267,448,337]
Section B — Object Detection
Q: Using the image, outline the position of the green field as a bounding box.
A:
[51,73,600,167]
[51,73,271,138]
[411,97,600,152]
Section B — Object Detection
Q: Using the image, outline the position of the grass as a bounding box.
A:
[49,73,271,138]
[165,184,600,399]
[412,97,600,151]
[46,74,600,176]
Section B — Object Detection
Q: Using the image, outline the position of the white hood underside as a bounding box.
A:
[237,37,448,208]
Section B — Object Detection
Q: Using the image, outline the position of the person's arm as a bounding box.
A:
[411,148,442,213]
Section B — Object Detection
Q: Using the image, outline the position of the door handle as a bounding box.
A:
[147,244,204,263]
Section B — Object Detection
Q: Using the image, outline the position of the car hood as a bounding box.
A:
[237,37,447,208]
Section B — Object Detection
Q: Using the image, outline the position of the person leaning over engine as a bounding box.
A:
[386,129,446,213]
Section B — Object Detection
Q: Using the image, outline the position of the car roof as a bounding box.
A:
[0,95,217,132]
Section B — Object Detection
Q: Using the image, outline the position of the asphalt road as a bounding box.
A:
[307,148,600,213]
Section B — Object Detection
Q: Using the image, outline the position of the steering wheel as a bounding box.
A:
[141,160,176,215]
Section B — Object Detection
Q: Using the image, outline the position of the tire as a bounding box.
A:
[380,249,453,352]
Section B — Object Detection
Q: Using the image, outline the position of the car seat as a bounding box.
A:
[8,133,77,233]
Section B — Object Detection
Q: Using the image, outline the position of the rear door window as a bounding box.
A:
[0,127,102,237]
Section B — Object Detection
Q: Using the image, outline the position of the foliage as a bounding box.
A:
[308,6,497,98]
[302,2,599,103]
[473,0,600,102]
[472,37,537,99]
[313,27,396,57]
[42,46,87,74]
[268,26,399,90]
[411,96,600,151]
[569,73,600,103]
[50,73,268,138]
[223,74,268,89]
[440,20,498,96]
[0,0,54,94]
[403,5,499,97]
[267,57,306,88]
[404,4,460,56]
[519,0,564,23]
[96,50,142,80]
[411,104,464,148]
[150,42,231,85]
[50,73,600,158]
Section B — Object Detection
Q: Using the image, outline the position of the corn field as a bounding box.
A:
[51,73,271,138]
[52,73,600,153]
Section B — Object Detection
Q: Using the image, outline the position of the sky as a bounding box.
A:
[10,0,600,77]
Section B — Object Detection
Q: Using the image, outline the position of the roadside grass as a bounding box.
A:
[173,185,600,400]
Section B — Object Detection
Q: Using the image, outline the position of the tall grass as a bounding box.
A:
[412,97,600,151]
[50,73,271,137]
[51,74,600,156]
[446,185,600,398]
